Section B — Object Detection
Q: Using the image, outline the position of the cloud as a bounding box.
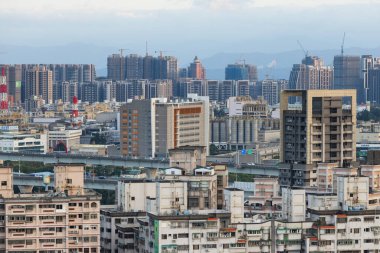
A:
[4,0,377,18]
[0,0,194,18]
[249,0,377,8]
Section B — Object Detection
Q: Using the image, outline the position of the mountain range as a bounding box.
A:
[1,43,380,80]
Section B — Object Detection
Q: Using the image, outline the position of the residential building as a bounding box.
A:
[125,54,143,80]
[0,164,101,252]
[226,63,247,80]
[288,56,333,92]
[236,80,250,97]
[188,56,206,80]
[280,89,356,187]
[107,54,126,81]
[25,66,53,104]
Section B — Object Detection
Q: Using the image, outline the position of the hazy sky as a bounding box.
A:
[2,0,380,60]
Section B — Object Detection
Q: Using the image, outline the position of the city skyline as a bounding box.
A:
[2,0,380,70]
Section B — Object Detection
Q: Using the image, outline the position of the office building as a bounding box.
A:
[187,56,206,79]
[120,97,209,158]
[280,89,356,187]
[333,55,362,102]
[0,164,101,252]
[288,56,333,92]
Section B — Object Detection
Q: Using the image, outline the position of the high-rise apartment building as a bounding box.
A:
[25,66,53,104]
[259,79,280,105]
[280,89,356,186]
[0,164,101,252]
[361,55,380,103]
[333,55,362,102]
[225,63,248,80]
[236,80,250,96]
[55,81,78,103]
[368,68,380,105]
[219,80,236,102]
[207,80,219,101]
[109,53,178,82]
[288,56,333,91]
[107,54,126,81]
[120,97,209,158]
[125,54,143,80]
[188,56,206,79]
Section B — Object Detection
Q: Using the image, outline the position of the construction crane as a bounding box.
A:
[236,58,246,66]
[297,40,308,58]
[341,32,346,56]
[155,50,169,58]
[119,48,128,57]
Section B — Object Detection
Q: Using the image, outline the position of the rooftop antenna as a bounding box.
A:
[341,32,346,56]
[145,41,148,56]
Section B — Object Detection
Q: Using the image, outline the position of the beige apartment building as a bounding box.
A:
[279,89,356,187]
[0,164,101,253]
[120,97,209,158]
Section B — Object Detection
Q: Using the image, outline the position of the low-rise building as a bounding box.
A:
[0,164,101,252]
[48,125,82,152]
[0,131,47,153]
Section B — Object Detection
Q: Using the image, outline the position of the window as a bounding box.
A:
[1,181,6,186]
[161,234,167,239]
[66,179,72,184]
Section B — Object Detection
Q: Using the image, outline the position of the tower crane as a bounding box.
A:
[119,48,128,57]
[341,32,346,56]
[297,40,308,58]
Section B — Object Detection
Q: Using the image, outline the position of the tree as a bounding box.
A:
[209,144,219,155]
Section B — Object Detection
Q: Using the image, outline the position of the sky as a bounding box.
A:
[1,0,380,64]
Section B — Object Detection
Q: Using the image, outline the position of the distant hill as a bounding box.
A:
[1,43,380,80]
[202,47,380,80]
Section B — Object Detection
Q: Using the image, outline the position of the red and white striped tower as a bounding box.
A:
[0,67,8,113]
[72,95,79,118]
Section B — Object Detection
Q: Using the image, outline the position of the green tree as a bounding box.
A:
[209,144,219,155]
